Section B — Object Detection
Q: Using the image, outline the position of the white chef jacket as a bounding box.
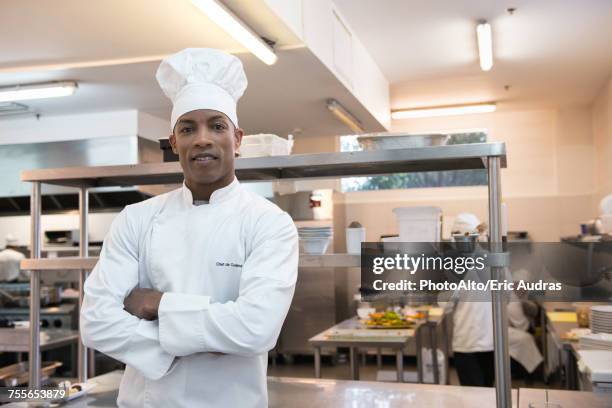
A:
[0,248,25,282]
[80,177,298,408]
[450,265,543,373]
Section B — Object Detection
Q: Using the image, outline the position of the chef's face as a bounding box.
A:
[169,109,243,187]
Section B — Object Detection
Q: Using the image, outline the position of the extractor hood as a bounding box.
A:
[0,135,166,216]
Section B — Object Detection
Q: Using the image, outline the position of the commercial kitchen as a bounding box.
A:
[0,1,611,407]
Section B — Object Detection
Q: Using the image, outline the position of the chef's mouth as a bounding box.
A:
[191,152,219,162]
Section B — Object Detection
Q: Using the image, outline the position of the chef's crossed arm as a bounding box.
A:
[157,211,299,357]
[80,209,175,380]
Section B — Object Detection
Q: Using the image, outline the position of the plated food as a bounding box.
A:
[364,311,415,329]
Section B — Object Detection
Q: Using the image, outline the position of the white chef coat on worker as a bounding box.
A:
[450,268,543,373]
[80,177,298,408]
[452,301,543,373]
[0,248,25,282]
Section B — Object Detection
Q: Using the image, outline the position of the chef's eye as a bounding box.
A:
[212,123,227,131]
[180,127,194,134]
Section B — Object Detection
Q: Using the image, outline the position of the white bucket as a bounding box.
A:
[393,206,442,242]
[346,227,366,254]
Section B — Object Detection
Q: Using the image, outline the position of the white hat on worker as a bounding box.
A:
[452,213,481,235]
[156,48,248,131]
[5,234,18,246]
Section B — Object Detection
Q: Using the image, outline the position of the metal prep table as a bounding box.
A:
[309,315,445,383]
[3,370,519,408]
[541,302,608,390]
[20,142,511,407]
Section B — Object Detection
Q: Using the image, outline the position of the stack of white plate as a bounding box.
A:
[579,333,612,351]
[298,227,333,254]
[591,305,612,334]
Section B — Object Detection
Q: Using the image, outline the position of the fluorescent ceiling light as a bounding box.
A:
[392,103,497,120]
[477,21,493,71]
[191,0,278,65]
[327,98,364,133]
[0,81,77,103]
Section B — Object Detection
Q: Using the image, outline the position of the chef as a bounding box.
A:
[80,48,299,408]
[446,214,542,386]
[0,234,26,282]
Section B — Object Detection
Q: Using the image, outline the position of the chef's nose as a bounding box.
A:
[193,127,214,147]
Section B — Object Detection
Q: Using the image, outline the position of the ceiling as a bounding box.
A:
[0,0,384,138]
[1,0,611,137]
[333,0,612,111]
[0,0,301,69]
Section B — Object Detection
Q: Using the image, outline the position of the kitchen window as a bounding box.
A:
[340,131,488,192]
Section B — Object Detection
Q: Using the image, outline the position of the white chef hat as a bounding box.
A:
[156,48,248,131]
[5,234,18,246]
[452,213,481,235]
[600,194,612,215]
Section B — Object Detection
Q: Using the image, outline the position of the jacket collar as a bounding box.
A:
[181,176,240,206]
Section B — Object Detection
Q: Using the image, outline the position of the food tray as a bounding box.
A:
[364,324,415,330]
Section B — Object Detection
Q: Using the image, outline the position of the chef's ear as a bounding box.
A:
[234,127,244,158]
[169,133,178,154]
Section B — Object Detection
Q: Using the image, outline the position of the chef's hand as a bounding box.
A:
[123,288,163,320]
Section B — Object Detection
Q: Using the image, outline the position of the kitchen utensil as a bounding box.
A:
[393,206,441,242]
[356,307,375,319]
[576,306,590,328]
[346,226,366,254]
[591,305,612,334]
[451,233,480,253]
[299,237,331,255]
[238,134,293,158]
[357,133,449,151]
[0,361,62,386]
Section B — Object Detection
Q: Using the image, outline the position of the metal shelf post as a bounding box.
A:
[78,186,91,382]
[488,156,512,408]
[28,182,42,387]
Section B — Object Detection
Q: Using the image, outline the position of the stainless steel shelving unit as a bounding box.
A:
[21,254,360,271]
[20,142,511,408]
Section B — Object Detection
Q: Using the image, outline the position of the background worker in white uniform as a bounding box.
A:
[448,214,542,387]
[0,234,26,282]
[80,48,299,408]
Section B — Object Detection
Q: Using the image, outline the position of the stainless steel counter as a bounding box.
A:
[268,377,518,407]
[5,370,518,407]
[5,370,609,407]
[518,388,611,407]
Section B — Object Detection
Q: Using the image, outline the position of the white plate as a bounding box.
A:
[299,226,333,229]
[591,305,612,313]
[51,383,95,404]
